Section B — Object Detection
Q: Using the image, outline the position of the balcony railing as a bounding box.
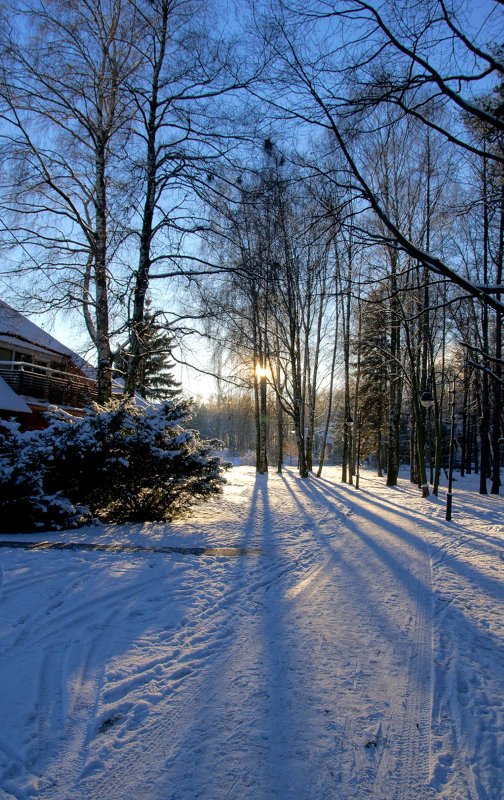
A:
[0,361,97,409]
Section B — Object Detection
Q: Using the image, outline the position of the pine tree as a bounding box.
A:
[359,289,389,477]
[116,302,182,402]
[0,400,228,527]
[136,312,182,402]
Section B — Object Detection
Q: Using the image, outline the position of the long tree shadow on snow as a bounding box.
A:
[277,470,420,653]
[315,474,504,602]
[250,473,351,799]
[294,472,504,687]
[153,473,305,800]
[319,470,504,555]
[308,473,504,798]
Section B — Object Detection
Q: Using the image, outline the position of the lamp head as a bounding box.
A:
[420,390,434,409]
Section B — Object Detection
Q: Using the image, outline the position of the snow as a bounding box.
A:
[0,301,156,411]
[0,465,503,800]
[0,377,31,413]
[0,300,88,370]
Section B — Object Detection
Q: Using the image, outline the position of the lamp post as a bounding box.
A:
[420,390,434,410]
[420,381,456,520]
[420,389,435,497]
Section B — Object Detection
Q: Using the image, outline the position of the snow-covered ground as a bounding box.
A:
[0,465,503,800]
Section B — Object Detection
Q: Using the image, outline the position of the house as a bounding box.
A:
[0,299,98,430]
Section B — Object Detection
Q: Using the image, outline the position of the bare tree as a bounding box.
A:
[198,145,341,477]
[0,0,139,401]
[257,0,504,315]
[0,0,256,403]
[122,0,255,396]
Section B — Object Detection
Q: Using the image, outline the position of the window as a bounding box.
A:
[14,351,33,364]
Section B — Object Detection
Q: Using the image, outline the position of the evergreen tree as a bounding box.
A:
[358,289,389,477]
[116,303,182,402]
[136,312,182,402]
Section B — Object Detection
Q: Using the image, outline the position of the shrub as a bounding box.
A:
[0,400,229,530]
[0,420,90,532]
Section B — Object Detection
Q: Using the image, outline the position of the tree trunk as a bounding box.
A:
[387,250,402,486]
[254,373,262,473]
[94,141,112,404]
[415,407,430,497]
[480,157,491,494]
[490,185,504,493]
[125,1,169,398]
[342,259,353,484]
[276,388,283,474]
[259,369,268,474]
[376,426,383,476]
[317,304,339,477]
[460,364,469,478]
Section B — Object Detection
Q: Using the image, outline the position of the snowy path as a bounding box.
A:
[0,466,503,799]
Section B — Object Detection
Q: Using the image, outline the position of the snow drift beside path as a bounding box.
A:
[0,466,503,800]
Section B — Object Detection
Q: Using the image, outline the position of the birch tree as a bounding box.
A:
[0,0,138,401]
[259,0,504,316]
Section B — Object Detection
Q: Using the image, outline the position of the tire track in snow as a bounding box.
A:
[46,605,144,795]
[425,531,501,799]
[72,544,294,795]
[295,474,435,799]
[96,477,320,800]
[87,494,305,746]
[376,512,434,800]
[0,557,158,660]
[0,553,193,797]
[1,467,448,800]
[92,550,294,726]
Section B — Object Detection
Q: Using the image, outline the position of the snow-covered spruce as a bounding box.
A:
[0,400,229,529]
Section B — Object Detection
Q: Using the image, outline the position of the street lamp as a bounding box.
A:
[420,389,435,488]
[420,390,434,409]
[420,380,456,520]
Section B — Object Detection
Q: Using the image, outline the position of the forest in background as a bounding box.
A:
[0,0,503,497]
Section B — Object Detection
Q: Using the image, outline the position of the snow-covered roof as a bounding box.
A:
[0,300,75,357]
[0,376,31,413]
[111,375,153,409]
[0,300,92,376]
[0,300,156,413]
